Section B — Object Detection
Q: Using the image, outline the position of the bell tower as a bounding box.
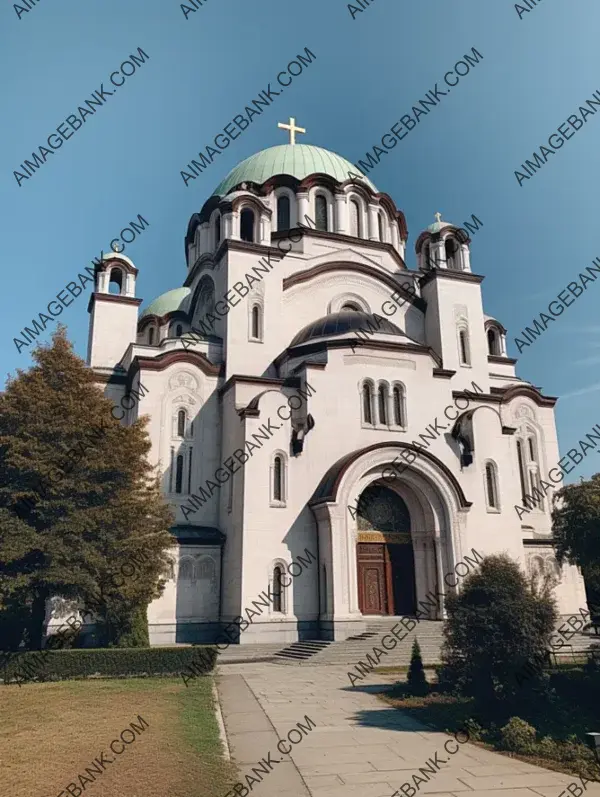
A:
[417,214,489,391]
[87,252,142,370]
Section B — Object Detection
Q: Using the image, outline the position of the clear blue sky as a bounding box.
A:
[1,0,599,483]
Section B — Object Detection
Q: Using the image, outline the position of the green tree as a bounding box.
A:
[407,638,427,695]
[438,554,557,713]
[553,475,600,611]
[0,327,174,648]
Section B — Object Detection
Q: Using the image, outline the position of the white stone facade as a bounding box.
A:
[84,145,587,646]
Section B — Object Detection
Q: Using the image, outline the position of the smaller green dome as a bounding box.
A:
[140,287,191,319]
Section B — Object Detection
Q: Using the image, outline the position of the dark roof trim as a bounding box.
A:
[523,537,556,546]
[272,226,408,270]
[87,292,143,314]
[277,337,440,368]
[433,368,456,379]
[131,350,222,378]
[219,374,300,399]
[489,384,558,408]
[283,260,424,311]
[485,318,508,335]
[310,441,472,509]
[418,268,484,288]
[138,311,189,329]
[93,369,129,386]
[415,225,470,253]
[488,355,517,366]
[170,525,226,545]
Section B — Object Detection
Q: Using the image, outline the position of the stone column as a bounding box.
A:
[199,222,210,252]
[297,192,310,227]
[314,504,365,640]
[412,534,428,615]
[431,239,445,269]
[433,537,446,619]
[460,243,471,272]
[335,193,348,234]
[368,204,379,241]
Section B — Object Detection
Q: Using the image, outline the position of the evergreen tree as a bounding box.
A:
[552,474,600,582]
[0,327,174,648]
[439,554,557,713]
[407,638,427,695]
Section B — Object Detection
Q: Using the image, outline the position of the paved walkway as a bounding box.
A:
[217,663,600,797]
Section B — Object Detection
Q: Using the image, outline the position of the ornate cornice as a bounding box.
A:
[283,261,424,311]
[488,355,517,365]
[131,350,222,379]
[277,337,439,367]
[272,227,408,270]
[87,292,143,314]
[418,268,484,287]
[219,374,300,399]
[310,441,472,509]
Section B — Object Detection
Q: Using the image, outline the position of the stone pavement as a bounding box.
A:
[216,662,600,797]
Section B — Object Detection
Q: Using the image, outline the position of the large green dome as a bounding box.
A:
[212,144,378,197]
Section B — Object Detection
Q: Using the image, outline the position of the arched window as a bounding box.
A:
[445,237,459,270]
[108,267,123,295]
[214,214,221,247]
[175,324,183,338]
[277,195,291,231]
[516,440,528,504]
[240,208,255,242]
[195,557,215,581]
[273,455,283,502]
[272,565,284,613]
[393,384,405,426]
[177,409,186,438]
[179,558,193,580]
[423,243,432,270]
[341,302,360,311]
[350,199,362,238]
[525,434,543,509]
[378,213,384,242]
[378,383,388,425]
[250,304,262,340]
[315,195,328,231]
[487,328,500,356]
[485,462,499,510]
[458,328,470,365]
[175,455,184,494]
[197,279,215,319]
[148,327,155,345]
[362,382,373,424]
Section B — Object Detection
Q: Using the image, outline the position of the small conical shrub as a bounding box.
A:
[407,638,428,695]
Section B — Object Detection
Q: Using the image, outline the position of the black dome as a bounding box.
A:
[290,310,404,347]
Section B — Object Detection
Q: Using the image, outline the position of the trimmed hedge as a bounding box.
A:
[1,645,217,684]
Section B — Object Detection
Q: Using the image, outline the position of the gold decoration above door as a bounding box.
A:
[357,531,412,545]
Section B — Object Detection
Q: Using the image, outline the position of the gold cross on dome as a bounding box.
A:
[278,117,306,146]
[434,211,443,224]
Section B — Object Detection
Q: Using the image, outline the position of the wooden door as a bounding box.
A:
[357,543,387,614]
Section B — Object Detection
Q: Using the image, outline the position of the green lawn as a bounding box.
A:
[1,676,235,797]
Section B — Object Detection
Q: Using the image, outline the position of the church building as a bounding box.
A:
[85,120,586,645]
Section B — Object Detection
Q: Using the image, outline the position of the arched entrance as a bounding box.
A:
[356,484,416,615]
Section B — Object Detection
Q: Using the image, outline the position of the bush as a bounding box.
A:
[439,554,558,712]
[500,717,537,753]
[463,718,485,742]
[1,645,217,684]
[110,606,150,648]
[407,638,428,695]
